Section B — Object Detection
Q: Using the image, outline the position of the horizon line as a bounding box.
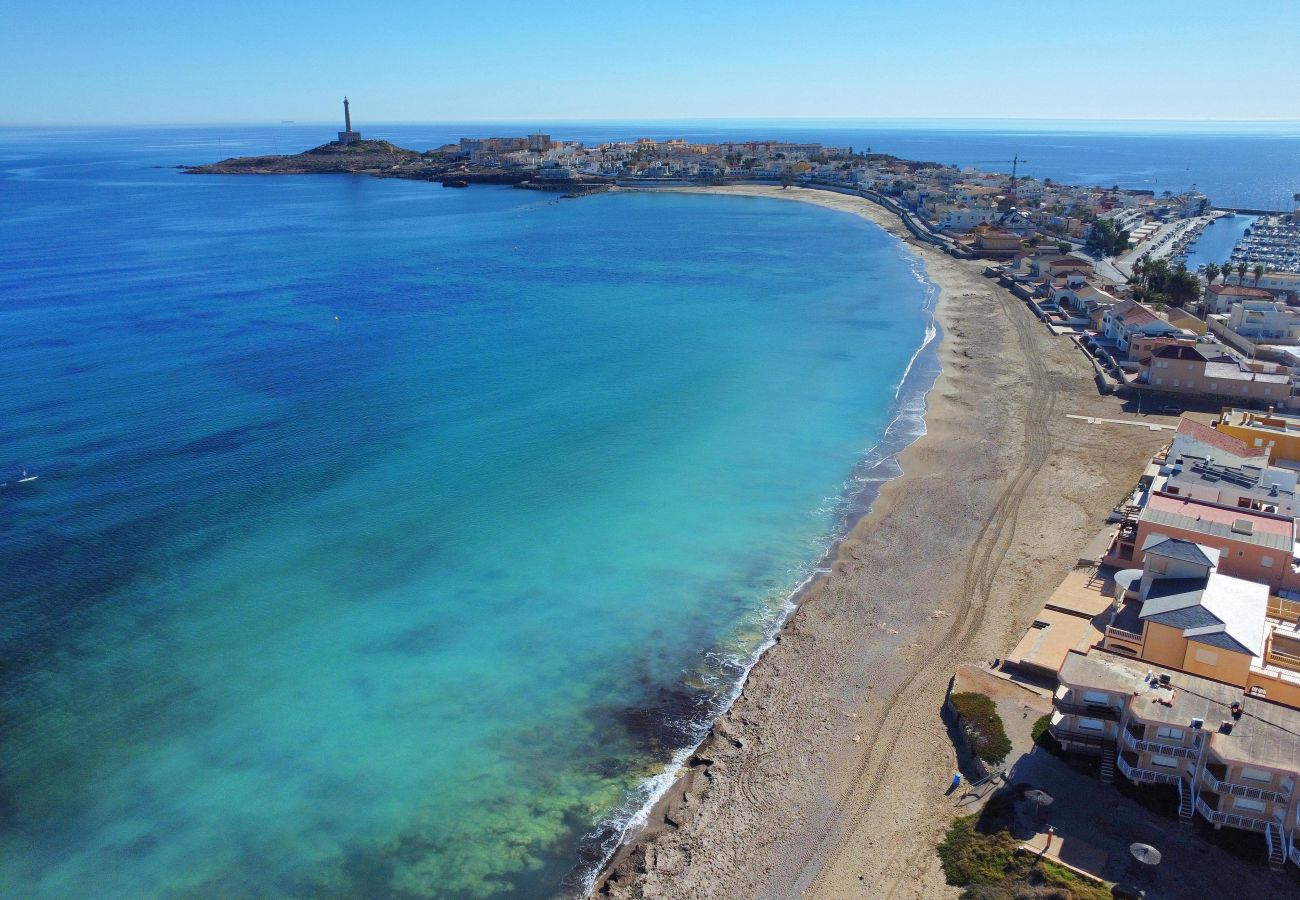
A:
[5,115,1300,129]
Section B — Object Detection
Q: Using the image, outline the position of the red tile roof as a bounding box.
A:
[1176,418,1268,459]
[1207,284,1273,298]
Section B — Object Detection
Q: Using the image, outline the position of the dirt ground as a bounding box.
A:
[596,186,1178,899]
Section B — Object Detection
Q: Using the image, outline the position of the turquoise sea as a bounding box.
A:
[0,128,937,897]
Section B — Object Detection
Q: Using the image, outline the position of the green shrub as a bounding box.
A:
[950,692,1013,765]
[938,816,1017,887]
[1031,713,1051,743]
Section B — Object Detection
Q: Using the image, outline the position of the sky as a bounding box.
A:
[5,0,1300,124]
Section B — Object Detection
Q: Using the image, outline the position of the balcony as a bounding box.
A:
[1201,769,1291,805]
[1104,625,1144,644]
[1116,753,1179,785]
[1049,722,1109,748]
[1053,700,1122,721]
[1194,795,1273,832]
[1120,727,1199,759]
[1266,645,1300,671]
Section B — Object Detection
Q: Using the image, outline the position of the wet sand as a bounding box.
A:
[594,185,1168,898]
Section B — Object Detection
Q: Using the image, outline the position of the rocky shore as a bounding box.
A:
[183,139,609,193]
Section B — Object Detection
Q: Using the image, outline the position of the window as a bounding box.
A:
[1083,691,1110,705]
[1078,717,1105,732]
[1241,767,1273,783]
[1256,438,1265,447]
[1262,555,1274,568]
[1157,726,1184,741]
[1194,648,1219,666]
[1151,754,1178,768]
[1233,797,1266,813]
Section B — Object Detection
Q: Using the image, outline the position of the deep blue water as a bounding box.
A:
[0,127,937,898]
[2,118,1294,898]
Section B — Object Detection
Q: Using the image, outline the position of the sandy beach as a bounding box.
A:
[595,185,1170,898]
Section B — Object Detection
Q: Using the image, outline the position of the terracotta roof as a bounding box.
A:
[1177,418,1268,458]
[1208,284,1273,298]
[1117,306,1159,327]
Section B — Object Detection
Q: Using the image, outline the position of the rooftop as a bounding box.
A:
[1140,536,1220,568]
[1061,650,1300,771]
[1220,408,1300,436]
[1175,418,1268,460]
[1201,361,1290,384]
[1153,345,1206,362]
[1140,571,1269,657]
[1208,284,1275,298]
[1163,454,1295,498]
[1140,492,1293,551]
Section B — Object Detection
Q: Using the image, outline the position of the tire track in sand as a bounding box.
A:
[785,279,1056,900]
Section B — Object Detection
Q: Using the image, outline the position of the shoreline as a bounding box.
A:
[586,184,957,893]
[573,185,947,894]
[589,186,1169,898]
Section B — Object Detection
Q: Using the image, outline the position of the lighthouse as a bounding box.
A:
[337,97,361,145]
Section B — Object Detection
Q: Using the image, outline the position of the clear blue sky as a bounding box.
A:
[6,0,1299,124]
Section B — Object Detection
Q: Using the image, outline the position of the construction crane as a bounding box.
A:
[976,154,1029,180]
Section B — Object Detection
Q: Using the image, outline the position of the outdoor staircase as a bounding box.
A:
[1099,745,1116,784]
[1265,822,1286,872]
[1177,779,1195,824]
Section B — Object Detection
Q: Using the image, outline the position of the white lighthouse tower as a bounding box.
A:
[337,97,361,145]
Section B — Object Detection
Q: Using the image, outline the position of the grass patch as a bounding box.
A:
[938,816,1111,900]
[950,692,1013,765]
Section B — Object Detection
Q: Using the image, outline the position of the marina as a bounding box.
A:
[1230,212,1300,275]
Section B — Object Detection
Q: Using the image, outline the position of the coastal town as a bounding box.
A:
[200,116,1300,897]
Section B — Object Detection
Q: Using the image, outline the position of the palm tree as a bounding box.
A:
[1223,261,1234,283]
[1237,262,1248,283]
[1204,263,1220,287]
[1253,263,1265,286]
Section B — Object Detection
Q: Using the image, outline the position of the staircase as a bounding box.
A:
[1100,745,1116,784]
[1177,779,1195,824]
[1266,822,1286,872]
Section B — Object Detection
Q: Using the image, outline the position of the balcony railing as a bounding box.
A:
[1049,725,1108,747]
[1116,754,1179,785]
[1054,701,1122,721]
[1195,796,1273,832]
[1290,833,1300,868]
[1120,728,1199,759]
[1266,646,1300,670]
[1105,625,1144,643]
[1201,771,1291,805]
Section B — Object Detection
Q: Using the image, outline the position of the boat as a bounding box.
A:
[1,470,38,489]
[442,178,469,188]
